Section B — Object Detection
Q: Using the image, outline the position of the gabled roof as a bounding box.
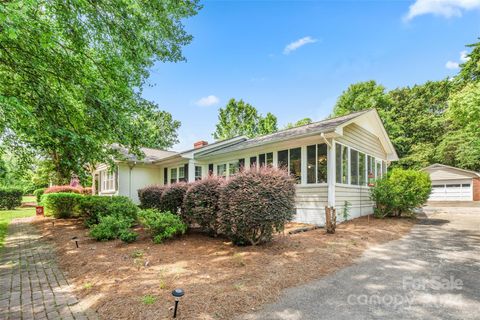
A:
[196,110,371,157]
[195,109,398,161]
[422,164,480,178]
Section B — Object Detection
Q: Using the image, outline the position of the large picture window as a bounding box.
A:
[217,164,227,177]
[307,144,327,184]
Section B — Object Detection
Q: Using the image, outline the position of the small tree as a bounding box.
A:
[138,185,165,209]
[160,183,189,215]
[370,168,431,217]
[219,167,296,245]
[183,176,224,235]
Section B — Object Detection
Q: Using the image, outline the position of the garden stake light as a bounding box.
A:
[71,236,79,248]
[171,288,184,318]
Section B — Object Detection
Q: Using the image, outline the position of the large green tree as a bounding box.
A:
[0,0,199,182]
[213,99,278,140]
[458,39,480,82]
[332,80,452,169]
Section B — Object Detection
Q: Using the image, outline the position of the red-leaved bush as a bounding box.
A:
[81,187,93,195]
[138,185,165,209]
[183,176,224,235]
[160,183,189,215]
[219,166,296,245]
[44,185,83,194]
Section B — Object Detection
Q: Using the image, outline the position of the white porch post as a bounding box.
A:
[188,160,195,183]
[327,139,336,207]
[301,146,307,185]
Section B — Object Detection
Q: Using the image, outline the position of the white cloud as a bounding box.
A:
[445,50,470,70]
[460,50,470,62]
[445,60,460,69]
[283,36,318,55]
[195,95,219,107]
[404,0,480,21]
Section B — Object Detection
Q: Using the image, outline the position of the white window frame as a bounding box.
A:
[306,143,328,185]
[335,142,387,187]
[100,169,116,192]
[168,165,188,185]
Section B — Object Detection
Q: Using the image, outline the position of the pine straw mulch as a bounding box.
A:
[32,216,415,320]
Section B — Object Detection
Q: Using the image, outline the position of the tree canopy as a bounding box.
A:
[0,0,199,183]
[213,99,278,140]
[284,118,313,129]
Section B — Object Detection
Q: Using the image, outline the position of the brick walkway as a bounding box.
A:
[0,218,98,320]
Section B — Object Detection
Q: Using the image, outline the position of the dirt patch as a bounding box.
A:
[33,216,415,320]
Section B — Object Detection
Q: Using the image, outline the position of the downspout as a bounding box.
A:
[128,162,136,199]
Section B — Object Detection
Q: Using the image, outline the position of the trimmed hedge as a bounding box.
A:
[138,185,165,209]
[139,209,187,244]
[183,177,223,235]
[371,168,432,218]
[33,188,45,204]
[160,183,188,214]
[0,187,23,210]
[43,193,83,218]
[44,185,82,194]
[219,167,296,245]
[78,195,138,227]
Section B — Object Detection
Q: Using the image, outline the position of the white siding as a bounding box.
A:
[336,123,386,160]
[427,167,476,181]
[335,185,374,221]
[294,186,328,225]
[117,164,162,203]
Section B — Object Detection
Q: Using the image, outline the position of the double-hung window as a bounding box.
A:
[307,144,328,184]
[101,169,115,192]
[170,168,177,184]
[217,164,227,178]
[195,166,202,181]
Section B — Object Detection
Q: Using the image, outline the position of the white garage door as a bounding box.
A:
[429,179,473,201]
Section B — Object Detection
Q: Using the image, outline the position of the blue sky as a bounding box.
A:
[141,0,480,151]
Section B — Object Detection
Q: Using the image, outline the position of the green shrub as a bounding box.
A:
[33,188,45,204]
[160,183,189,215]
[370,168,432,218]
[89,214,134,241]
[139,209,187,244]
[78,196,138,227]
[219,167,296,246]
[43,193,83,218]
[119,230,138,243]
[138,185,164,209]
[183,177,223,235]
[0,187,23,210]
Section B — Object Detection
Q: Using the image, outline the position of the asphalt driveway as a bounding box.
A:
[240,205,480,320]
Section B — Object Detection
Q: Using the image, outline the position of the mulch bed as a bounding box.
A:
[33,216,415,319]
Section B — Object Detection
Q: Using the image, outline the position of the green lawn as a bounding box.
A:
[22,195,36,203]
[0,207,36,249]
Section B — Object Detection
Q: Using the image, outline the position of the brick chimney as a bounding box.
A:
[194,140,209,149]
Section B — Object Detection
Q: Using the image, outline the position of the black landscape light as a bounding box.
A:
[71,236,79,248]
[171,288,184,318]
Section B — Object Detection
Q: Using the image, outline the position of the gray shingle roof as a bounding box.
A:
[197,109,371,157]
[114,145,178,163]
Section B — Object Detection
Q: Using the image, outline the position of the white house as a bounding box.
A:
[93,109,398,226]
[422,164,480,202]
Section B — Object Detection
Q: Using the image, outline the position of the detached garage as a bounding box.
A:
[422,164,480,202]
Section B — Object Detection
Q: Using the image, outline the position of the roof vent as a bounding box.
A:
[194,141,208,149]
